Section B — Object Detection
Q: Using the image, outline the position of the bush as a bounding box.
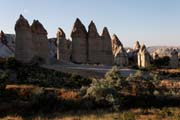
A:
[84,66,126,110]
[0,70,10,95]
[153,56,170,68]
[30,91,59,113]
[125,71,158,96]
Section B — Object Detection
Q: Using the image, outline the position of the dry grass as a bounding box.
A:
[5,84,79,101]
[1,107,180,120]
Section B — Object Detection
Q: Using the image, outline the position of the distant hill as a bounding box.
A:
[147,46,180,57]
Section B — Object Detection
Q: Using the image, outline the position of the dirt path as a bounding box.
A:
[43,63,137,78]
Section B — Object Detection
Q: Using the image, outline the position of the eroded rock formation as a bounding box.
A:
[138,44,151,68]
[111,34,123,55]
[133,41,141,51]
[111,34,128,66]
[31,20,50,63]
[15,15,34,63]
[170,49,179,68]
[88,21,102,64]
[15,15,50,63]
[114,46,129,66]
[129,41,141,65]
[71,19,114,65]
[0,31,8,45]
[71,18,88,63]
[56,27,72,61]
[101,27,113,65]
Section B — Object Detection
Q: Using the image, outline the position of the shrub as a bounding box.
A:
[153,56,170,68]
[30,91,58,113]
[84,66,126,110]
[0,70,10,95]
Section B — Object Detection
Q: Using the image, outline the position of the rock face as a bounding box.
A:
[111,34,128,66]
[114,46,129,66]
[15,15,34,63]
[88,21,102,64]
[101,27,113,65]
[129,41,141,65]
[15,15,50,64]
[71,19,114,65]
[170,49,179,68]
[56,27,72,61]
[0,31,14,58]
[71,18,88,63]
[133,41,141,51]
[138,44,150,68]
[0,31,8,45]
[31,20,50,63]
[111,34,122,55]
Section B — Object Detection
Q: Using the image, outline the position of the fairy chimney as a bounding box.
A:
[15,15,34,63]
[88,21,103,64]
[170,49,179,68]
[133,41,141,51]
[132,41,141,65]
[138,44,150,68]
[31,20,50,64]
[71,18,88,63]
[0,30,8,45]
[111,34,123,55]
[56,27,72,61]
[100,27,113,65]
[111,34,128,66]
[114,46,129,67]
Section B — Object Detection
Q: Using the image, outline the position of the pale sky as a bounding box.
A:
[0,0,180,47]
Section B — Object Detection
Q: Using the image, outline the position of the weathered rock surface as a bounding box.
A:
[114,46,129,66]
[111,34,123,55]
[15,15,34,63]
[170,49,179,68]
[128,41,141,66]
[15,15,50,64]
[111,34,128,66]
[56,27,72,62]
[133,41,141,51]
[100,27,113,65]
[31,20,50,63]
[71,18,88,63]
[0,31,14,58]
[138,44,151,68]
[88,21,102,64]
